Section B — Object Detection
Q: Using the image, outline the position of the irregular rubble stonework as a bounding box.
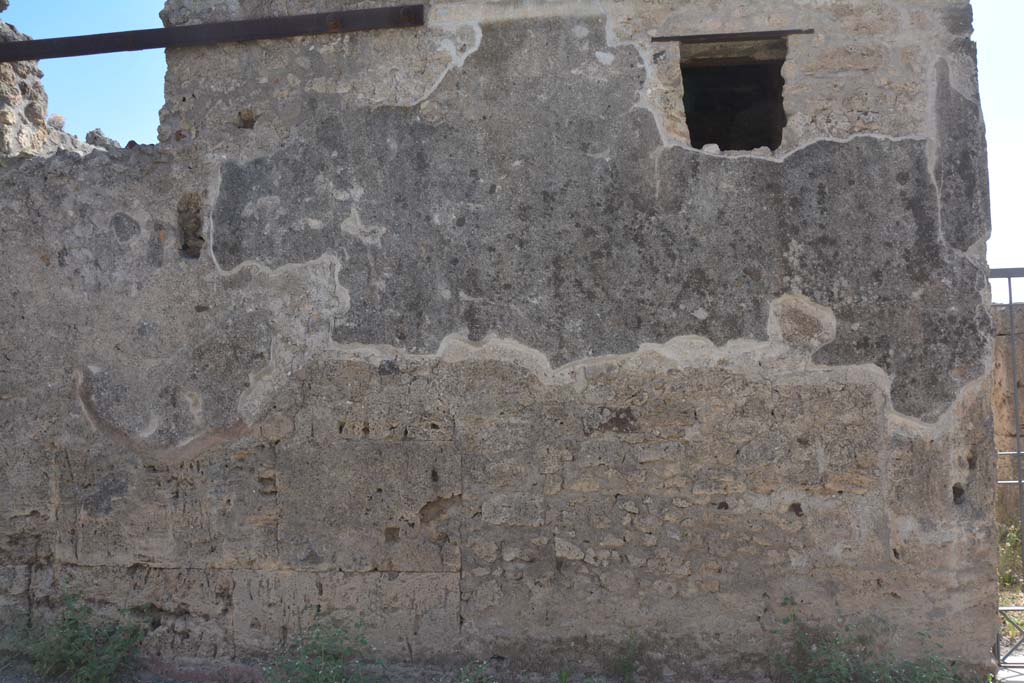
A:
[0,20,92,157]
[85,128,122,151]
[0,0,996,680]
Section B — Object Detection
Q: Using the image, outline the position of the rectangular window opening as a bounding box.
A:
[673,35,793,152]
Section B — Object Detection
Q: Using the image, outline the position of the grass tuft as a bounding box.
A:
[771,618,962,683]
[10,595,144,683]
[454,660,497,683]
[264,621,378,683]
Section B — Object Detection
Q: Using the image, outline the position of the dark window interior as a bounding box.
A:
[681,60,786,151]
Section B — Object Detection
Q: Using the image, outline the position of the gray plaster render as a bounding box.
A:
[0,0,998,680]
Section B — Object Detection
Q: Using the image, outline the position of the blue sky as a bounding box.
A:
[2,0,1020,290]
[973,0,1023,302]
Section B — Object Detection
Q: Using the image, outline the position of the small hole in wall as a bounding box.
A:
[788,502,804,517]
[378,359,401,376]
[678,38,788,151]
[236,109,257,130]
[952,483,966,505]
[177,192,205,259]
[892,548,900,560]
[717,501,729,510]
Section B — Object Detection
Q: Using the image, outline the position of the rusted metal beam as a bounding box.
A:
[652,29,813,44]
[0,4,425,63]
[992,268,1024,279]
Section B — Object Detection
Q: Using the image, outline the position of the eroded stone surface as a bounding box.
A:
[0,0,996,679]
[2,337,995,677]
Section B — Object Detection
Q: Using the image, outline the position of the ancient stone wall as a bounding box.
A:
[0,0,995,679]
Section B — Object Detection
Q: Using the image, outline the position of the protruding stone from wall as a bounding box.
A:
[85,128,122,151]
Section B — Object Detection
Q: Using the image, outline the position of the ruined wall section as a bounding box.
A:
[0,18,93,157]
[0,0,996,679]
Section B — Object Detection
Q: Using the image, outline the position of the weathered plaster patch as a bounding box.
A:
[339,207,385,246]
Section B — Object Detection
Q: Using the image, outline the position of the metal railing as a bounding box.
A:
[993,268,1024,669]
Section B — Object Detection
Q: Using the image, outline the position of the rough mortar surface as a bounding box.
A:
[0,0,996,680]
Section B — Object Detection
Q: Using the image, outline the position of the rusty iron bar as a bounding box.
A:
[0,5,425,63]
[651,28,813,44]
[994,267,1024,279]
